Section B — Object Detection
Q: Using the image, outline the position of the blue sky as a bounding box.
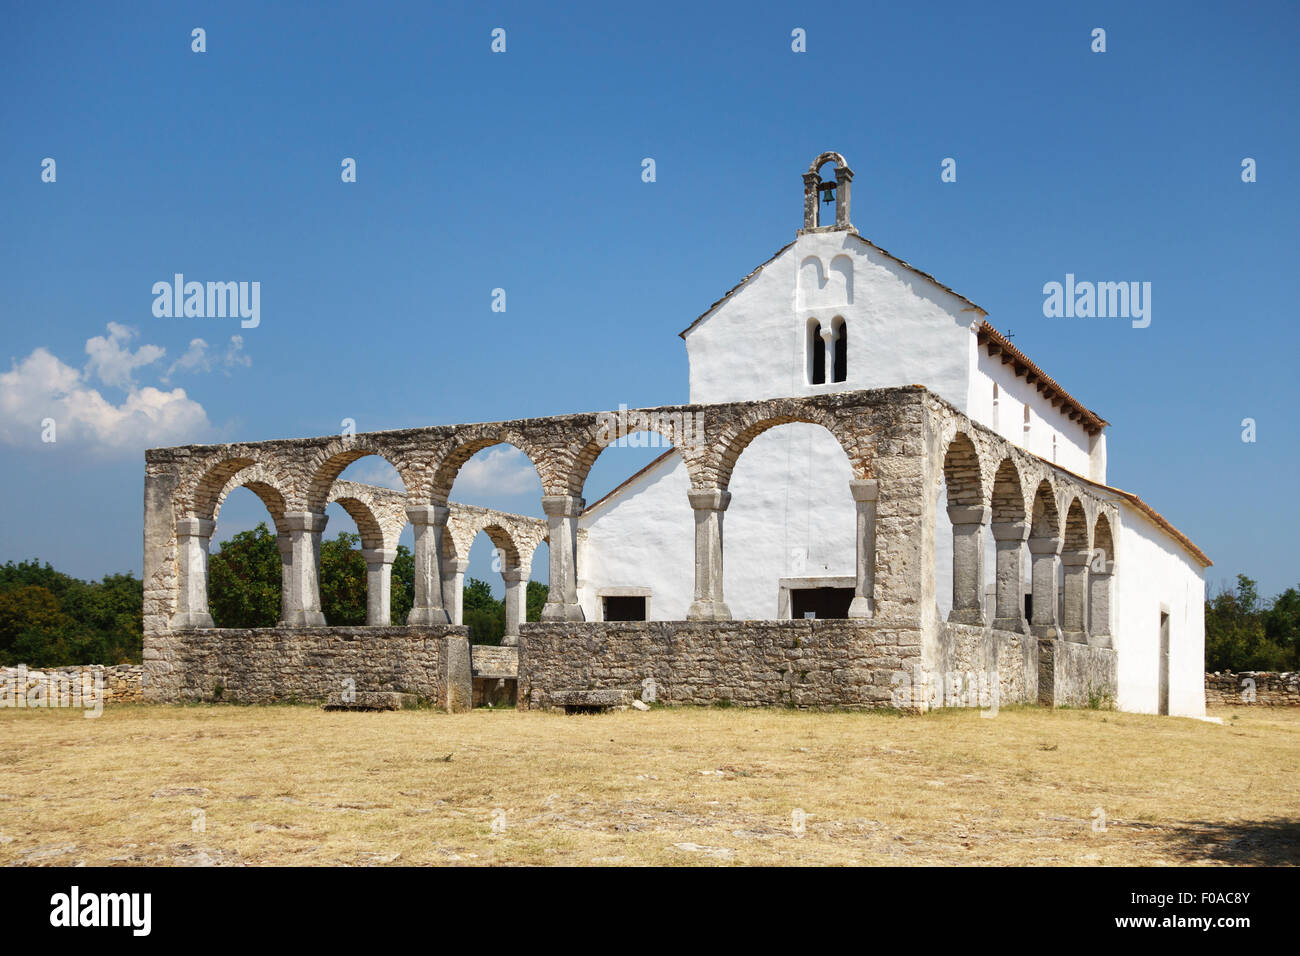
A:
[1,1,1297,598]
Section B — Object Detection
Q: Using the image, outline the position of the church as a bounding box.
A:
[142,152,1210,718]
[574,151,1208,715]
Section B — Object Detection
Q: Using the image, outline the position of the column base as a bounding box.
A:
[1088,632,1114,649]
[501,634,520,647]
[992,616,1029,634]
[1030,623,1062,640]
[847,596,875,619]
[947,608,985,626]
[687,601,732,621]
[171,611,215,629]
[1062,630,1089,644]
[541,602,585,622]
[282,609,327,627]
[406,605,450,625]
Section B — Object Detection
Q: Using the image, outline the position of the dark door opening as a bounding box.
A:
[603,595,647,621]
[791,587,854,619]
[1158,611,1170,715]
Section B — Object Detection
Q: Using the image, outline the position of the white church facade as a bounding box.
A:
[575,152,1209,717]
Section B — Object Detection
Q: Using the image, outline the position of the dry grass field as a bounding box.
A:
[0,703,1296,866]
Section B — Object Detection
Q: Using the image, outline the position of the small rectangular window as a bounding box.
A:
[603,595,647,621]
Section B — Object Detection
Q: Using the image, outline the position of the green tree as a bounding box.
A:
[463,577,505,644]
[320,531,367,626]
[526,580,549,622]
[390,545,414,625]
[208,523,281,628]
[1204,575,1293,671]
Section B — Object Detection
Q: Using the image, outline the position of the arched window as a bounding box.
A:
[1023,404,1031,441]
[808,318,826,385]
[992,382,1000,431]
[831,317,847,383]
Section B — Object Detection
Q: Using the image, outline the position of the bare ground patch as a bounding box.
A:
[0,704,1296,866]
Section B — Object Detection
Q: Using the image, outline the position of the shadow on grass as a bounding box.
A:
[1143,818,1300,865]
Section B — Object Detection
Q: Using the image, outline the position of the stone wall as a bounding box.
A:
[145,626,472,710]
[1206,671,1300,707]
[517,619,923,710]
[0,664,144,706]
[927,623,1036,708]
[1037,637,1118,708]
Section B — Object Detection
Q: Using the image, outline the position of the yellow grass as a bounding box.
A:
[0,703,1296,866]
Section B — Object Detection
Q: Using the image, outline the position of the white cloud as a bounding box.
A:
[454,446,540,495]
[164,335,252,382]
[83,322,165,389]
[0,329,212,454]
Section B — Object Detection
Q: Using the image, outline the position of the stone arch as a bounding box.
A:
[940,432,983,509]
[1092,512,1114,564]
[329,496,387,552]
[425,428,547,504]
[303,437,414,514]
[565,412,697,498]
[1029,480,1060,541]
[989,458,1025,524]
[208,461,292,530]
[1063,498,1089,553]
[710,406,860,491]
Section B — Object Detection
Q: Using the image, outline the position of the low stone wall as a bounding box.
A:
[1037,637,1117,708]
[1206,671,1300,707]
[517,620,923,710]
[926,623,1036,708]
[144,626,472,710]
[0,664,144,706]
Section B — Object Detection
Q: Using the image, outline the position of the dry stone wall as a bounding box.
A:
[517,619,924,710]
[0,664,143,706]
[149,626,472,710]
[1206,671,1300,707]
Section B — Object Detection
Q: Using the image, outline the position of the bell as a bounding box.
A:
[819,180,836,205]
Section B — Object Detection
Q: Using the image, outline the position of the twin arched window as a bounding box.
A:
[808,317,847,385]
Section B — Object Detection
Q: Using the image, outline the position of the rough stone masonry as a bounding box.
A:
[143,385,1121,711]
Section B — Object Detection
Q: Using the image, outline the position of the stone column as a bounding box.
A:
[406,505,450,625]
[1060,550,1090,643]
[687,489,732,621]
[1028,536,1062,638]
[361,548,396,626]
[834,164,854,228]
[172,517,215,628]
[848,479,878,619]
[802,171,820,230]
[990,520,1029,633]
[502,568,525,646]
[541,495,585,621]
[282,511,328,626]
[442,558,469,626]
[276,531,293,624]
[947,505,990,625]
[1088,559,1114,648]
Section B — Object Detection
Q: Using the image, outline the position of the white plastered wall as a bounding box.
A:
[578,425,855,621]
[1112,502,1207,717]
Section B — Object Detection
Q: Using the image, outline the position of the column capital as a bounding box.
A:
[175,517,216,538]
[1060,550,1091,567]
[688,488,731,512]
[501,569,525,584]
[947,504,990,526]
[360,548,397,566]
[991,520,1029,542]
[405,504,450,526]
[446,559,470,574]
[849,478,879,502]
[1027,536,1063,555]
[1092,559,1116,576]
[283,511,328,533]
[541,494,585,518]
